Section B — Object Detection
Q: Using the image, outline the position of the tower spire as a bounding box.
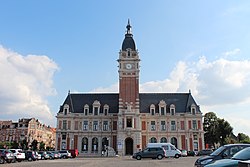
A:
[126,19,132,34]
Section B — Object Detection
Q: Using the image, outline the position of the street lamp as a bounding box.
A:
[106,138,109,157]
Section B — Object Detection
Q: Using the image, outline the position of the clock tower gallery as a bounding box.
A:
[117,20,141,155]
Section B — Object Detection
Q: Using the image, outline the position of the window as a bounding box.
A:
[94,107,98,115]
[84,109,88,116]
[160,121,166,131]
[180,121,185,130]
[160,107,165,115]
[92,137,98,152]
[170,108,175,115]
[64,108,67,115]
[83,121,88,131]
[191,104,196,115]
[82,137,88,151]
[74,121,79,130]
[149,137,157,143]
[104,108,108,115]
[151,121,156,131]
[68,121,71,130]
[171,121,176,131]
[192,120,197,130]
[170,104,175,115]
[93,121,98,131]
[62,120,67,130]
[192,108,196,115]
[127,118,132,128]
[151,109,155,116]
[84,104,89,115]
[193,135,198,140]
[160,137,167,143]
[103,121,108,131]
[113,121,117,130]
[62,134,66,140]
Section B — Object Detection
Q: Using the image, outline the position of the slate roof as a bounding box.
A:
[58,93,201,114]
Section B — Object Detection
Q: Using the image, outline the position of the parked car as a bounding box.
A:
[195,144,250,167]
[147,143,181,158]
[59,150,71,159]
[187,150,196,156]
[0,149,15,163]
[0,151,5,164]
[69,149,79,158]
[205,147,250,167]
[51,151,61,159]
[9,149,25,162]
[46,151,55,160]
[180,150,188,157]
[24,150,37,161]
[132,147,166,160]
[38,151,50,160]
[197,149,213,156]
[239,160,250,167]
[35,151,41,160]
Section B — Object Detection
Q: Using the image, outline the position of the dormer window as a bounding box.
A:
[150,104,155,116]
[170,104,175,115]
[191,104,196,115]
[63,104,69,115]
[158,100,166,115]
[92,100,101,116]
[103,104,109,115]
[84,104,89,116]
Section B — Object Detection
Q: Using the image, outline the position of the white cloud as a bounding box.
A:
[0,46,58,126]
[222,48,240,58]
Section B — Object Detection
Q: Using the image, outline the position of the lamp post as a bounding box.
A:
[106,138,109,157]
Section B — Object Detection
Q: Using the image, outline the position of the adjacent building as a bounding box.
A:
[0,118,56,149]
[56,21,205,156]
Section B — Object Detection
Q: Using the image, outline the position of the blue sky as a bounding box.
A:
[1,1,250,135]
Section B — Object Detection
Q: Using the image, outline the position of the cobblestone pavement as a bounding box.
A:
[1,156,198,167]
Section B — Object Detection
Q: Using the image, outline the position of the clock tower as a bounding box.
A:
[118,20,140,111]
[117,20,141,155]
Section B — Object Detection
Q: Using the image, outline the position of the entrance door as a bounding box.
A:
[125,137,133,155]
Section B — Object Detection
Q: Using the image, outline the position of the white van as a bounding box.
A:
[147,143,181,158]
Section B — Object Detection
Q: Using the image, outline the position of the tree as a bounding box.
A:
[237,133,250,143]
[31,139,38,151]
[39,141,45,150]
[216,118,233,145]
[203,112,219,147]
[203,112,233,147]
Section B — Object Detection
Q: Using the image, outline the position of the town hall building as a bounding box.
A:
[56,20,204,156]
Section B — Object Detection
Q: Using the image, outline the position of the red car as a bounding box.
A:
[69,149,79,158]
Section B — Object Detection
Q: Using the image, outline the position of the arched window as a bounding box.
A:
[160,137,167,143]
[171,137,178,148]
[92,137,98,152]
[149,137,157,143]
[81,137,88,152]
[101,137,109,151]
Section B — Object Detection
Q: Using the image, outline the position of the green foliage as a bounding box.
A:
[39,141,45,150]
[31,139,38,151]
[237,133,250,143]
[203,112,233,147]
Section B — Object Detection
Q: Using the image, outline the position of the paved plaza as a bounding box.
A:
[0,156,198,167]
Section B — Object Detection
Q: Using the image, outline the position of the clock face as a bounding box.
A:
[126,63,132,69]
